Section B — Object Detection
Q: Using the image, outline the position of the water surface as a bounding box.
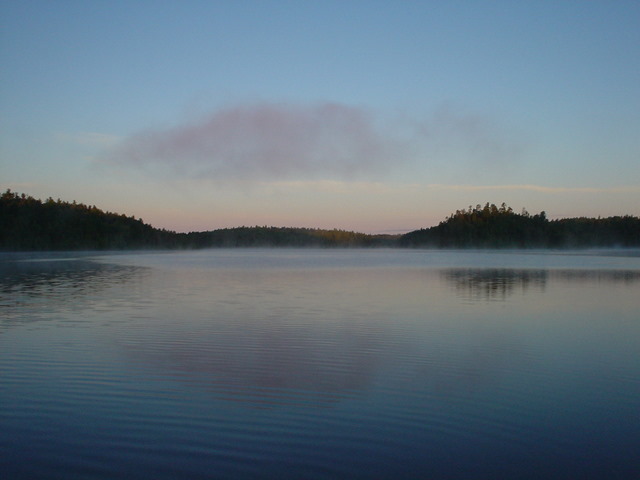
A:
[1,249,639,479]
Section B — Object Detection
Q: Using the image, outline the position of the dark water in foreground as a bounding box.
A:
[1,249,639,479]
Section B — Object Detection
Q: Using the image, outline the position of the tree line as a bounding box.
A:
[399,202,640,248]
[0,190,394,250]
[0,190,179,250]
[1,192,638,250]
[186,226,396,248]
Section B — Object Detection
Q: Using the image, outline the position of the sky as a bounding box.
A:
[1,1,639,233]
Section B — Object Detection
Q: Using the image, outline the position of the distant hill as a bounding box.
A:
[0,190,395,250]
[2,192,638,250]
[185,226,396,248]
[400,203,640,248]
[0,190,179,250]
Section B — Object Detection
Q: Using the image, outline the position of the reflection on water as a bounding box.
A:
[442,268,548,301]
[442,267,640,302]
[553,268,640,283]
[118,287,385,405]
[0,257,147,329]
[1,250,640,479]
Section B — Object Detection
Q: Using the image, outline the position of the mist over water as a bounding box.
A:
[1,249,639,479]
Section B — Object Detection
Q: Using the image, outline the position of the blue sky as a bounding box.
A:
[2,1,639,233]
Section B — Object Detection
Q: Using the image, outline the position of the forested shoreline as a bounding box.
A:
[399,203,640,248]
[1,191,638,251]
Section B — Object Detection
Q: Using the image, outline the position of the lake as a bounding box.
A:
[1,249,639,479]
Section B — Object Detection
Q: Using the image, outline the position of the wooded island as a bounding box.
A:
[1,190,638,250]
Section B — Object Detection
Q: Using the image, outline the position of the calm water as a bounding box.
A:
[1,249,639,479]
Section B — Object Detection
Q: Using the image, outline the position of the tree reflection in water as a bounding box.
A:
[0,256,148,328]
[441,268,547,302]
[441,268,640,302]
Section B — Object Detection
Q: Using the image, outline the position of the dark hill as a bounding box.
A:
[0,190,395,250]
[0,190,179,250]
[2,192,638,250]
[400,203,640,248]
